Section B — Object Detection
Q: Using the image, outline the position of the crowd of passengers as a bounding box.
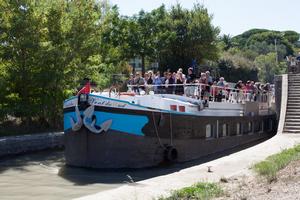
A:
[127,67,273,102]
[286,52,300,73]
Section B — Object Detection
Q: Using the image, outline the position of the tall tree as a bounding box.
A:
[158,3,220,72]
[0,0,127,129]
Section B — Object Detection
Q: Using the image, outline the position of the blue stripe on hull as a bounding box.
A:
[64,111,149,136]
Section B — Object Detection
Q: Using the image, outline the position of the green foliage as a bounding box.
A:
[159,182,223,200]
[116,3,219,73]
[231,29,270,49]
[254,53,286,83]
[283,30,300,44]
[157,4,220,72]
[232,28,296,57]
[218,28,299,83]
[254,144,300,182]
[218,51,258,82]
[0,0,127,130]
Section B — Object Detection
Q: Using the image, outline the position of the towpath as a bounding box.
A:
[76,133,300,200]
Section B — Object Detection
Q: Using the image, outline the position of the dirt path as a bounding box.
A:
[216,160,300,200]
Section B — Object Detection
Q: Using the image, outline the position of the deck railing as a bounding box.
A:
[127,83,274,105]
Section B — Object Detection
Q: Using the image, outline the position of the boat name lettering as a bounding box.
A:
[64,100,76,108]
[89,98,127,108]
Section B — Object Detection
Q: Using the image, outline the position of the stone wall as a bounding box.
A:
[0,132,64,157]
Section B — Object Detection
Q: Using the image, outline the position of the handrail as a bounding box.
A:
[127,83,270,94]
[126,82,273,104]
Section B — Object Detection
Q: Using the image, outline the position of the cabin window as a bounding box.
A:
[237,123,241,135]
[222,124,227,137]
[269,119,273,131]
[206,124,212,138]
[260,121,264,132]
[254,121,260,132]
[248,122,253,134]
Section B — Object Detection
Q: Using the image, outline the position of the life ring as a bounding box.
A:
[164,146,178,162]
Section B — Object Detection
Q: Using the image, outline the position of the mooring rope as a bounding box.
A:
[152,112,166,149]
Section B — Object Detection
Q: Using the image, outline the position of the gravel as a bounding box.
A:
[215,160,300,200]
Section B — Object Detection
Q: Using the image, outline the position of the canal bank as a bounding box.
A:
[76,133,300,200]
[0,132,64,158]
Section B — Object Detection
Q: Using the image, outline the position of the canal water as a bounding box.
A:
[0,150,124,200]
[0,150,185,200]
[0,138,269,200]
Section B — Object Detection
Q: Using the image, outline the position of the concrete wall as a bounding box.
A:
[0,132,64,157]
[274,74,288,134]
[274,75,282,119]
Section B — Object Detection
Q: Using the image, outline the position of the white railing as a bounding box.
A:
[127,83,274,105]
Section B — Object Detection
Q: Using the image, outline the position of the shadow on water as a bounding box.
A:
[58,135,275,185]
[0,148,65,174]
[0,135,274,185]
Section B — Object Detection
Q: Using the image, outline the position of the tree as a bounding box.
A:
[0,0,128,129]
[124,6,168,74]
[158,3,220,72]
[218,51,258,82]
[284,31,300,45]
[220,34,233,51]
[254,53,285,83]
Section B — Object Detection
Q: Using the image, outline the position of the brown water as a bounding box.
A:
[0,138,269,200]
[0,150,123,200]
[0,150,186,200]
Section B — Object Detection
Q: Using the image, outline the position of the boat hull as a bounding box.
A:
[64,104,277,168]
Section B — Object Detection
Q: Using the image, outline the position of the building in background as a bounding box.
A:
[129,57,159,73]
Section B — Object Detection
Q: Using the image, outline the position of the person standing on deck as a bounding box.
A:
[153,71,163,94]
[175,71,185,95]
[296,52,300,62]
[165,72,175,94]
[217,77,226,101]
[178,68,186,79]
[77,78,91,95]
[185,67,196,97]
[217,77,226,87]
[206,71,213,85]
[133,72,145,93]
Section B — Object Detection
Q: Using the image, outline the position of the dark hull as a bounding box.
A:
[64,105,277,168]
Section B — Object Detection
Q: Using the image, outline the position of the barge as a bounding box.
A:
[63,84,277,168]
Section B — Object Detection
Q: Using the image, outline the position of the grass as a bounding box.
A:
[253,144,300,182]
[159,182,223,200]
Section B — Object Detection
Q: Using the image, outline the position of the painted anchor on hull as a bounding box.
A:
[83,105,112,134]
[69,106,82,131]
[69,105,112,134]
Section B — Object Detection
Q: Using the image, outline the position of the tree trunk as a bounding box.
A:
[141,55,145,75]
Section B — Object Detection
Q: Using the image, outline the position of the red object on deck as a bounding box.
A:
[178,105,185,112]
[170,105,177,111]
[120,92,135,96]
[77,82,91,95]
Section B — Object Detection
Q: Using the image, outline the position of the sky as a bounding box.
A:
[110,0,300,36]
